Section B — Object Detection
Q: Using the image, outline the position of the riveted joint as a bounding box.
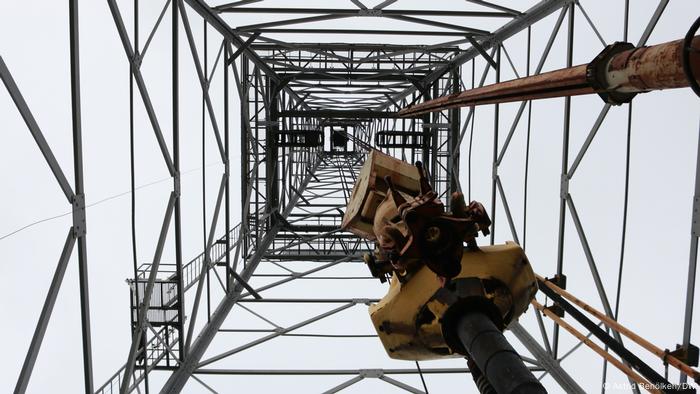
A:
[359,369,383,378]
[560,175,570,199]
[174,171,181,198]
[692,195,700,237]
[131,53,143,69]
[352,298,372,305]
[72,193,87,238]
[358,9,382,17]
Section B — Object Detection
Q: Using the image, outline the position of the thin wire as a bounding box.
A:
[603,2,632,389]
[0,163,218,243]
[523,26,531,251]
[467,58,475,202]
[615,103,633,321]
[283,333,377,338]
[602,101,634,390]
[415,361,429,394]
[0,212,74,242]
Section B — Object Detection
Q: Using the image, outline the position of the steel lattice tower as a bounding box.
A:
[3,1,700,393]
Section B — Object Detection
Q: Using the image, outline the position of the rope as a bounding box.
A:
[0,164,218,243]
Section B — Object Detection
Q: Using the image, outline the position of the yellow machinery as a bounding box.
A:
[343,151,544,393]
[369,243,537,360]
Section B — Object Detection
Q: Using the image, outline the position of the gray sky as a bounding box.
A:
[1,0,699,393]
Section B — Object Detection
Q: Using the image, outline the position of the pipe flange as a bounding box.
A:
[587,41,637,105]
[682,16,700,98]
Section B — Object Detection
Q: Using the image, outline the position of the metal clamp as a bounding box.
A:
[669,343,699,367]
[586,42,637,105]
[682,16,700,98]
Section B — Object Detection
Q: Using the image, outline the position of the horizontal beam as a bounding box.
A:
[279,73,424,81]
[271,59,451,65]
[252,43,460,52]
[217,7,512,18]
[295,90,406,95]
[198,302,357,367]
[262,254,365,261]
[253,28,477,37]
[194,368,475,375]
[279,110,417,119]
[236,298,379,303]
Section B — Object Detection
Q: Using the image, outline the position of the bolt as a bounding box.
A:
[425,226,441,242]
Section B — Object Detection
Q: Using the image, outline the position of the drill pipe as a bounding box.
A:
[457,312,547,394]
[399,36,700,117]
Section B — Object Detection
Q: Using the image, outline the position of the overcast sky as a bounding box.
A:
[1,1,699,393]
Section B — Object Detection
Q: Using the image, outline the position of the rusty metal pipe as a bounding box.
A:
[532,300,662,394]
[399,36,700,117]
[537,274,700,383]
[606,37,700,93]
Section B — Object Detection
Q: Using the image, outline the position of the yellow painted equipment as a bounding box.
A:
[342,151,538,361]
[370,242,537,360]
[342,149,422,241]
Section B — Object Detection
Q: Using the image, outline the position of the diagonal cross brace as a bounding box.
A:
[106,0,176,176]
[184,174,228,353]
[179,0,227,163]
[226,32,260,65]
[0,56,75,203]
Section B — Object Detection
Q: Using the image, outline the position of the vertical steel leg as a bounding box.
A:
[490,46,501,245]
[172,0,187,362]
[553,4,574,358]
[70,1,94,391]
[680,118,700,383]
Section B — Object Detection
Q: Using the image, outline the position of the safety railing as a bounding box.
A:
[267,231,371,259]
[94,323,177,394]
[100,224,246,394]
[134,223,243,293]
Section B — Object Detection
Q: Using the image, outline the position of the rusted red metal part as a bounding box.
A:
[606,37,700,92]
[399,36,700,117]
[369,163,491,280]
